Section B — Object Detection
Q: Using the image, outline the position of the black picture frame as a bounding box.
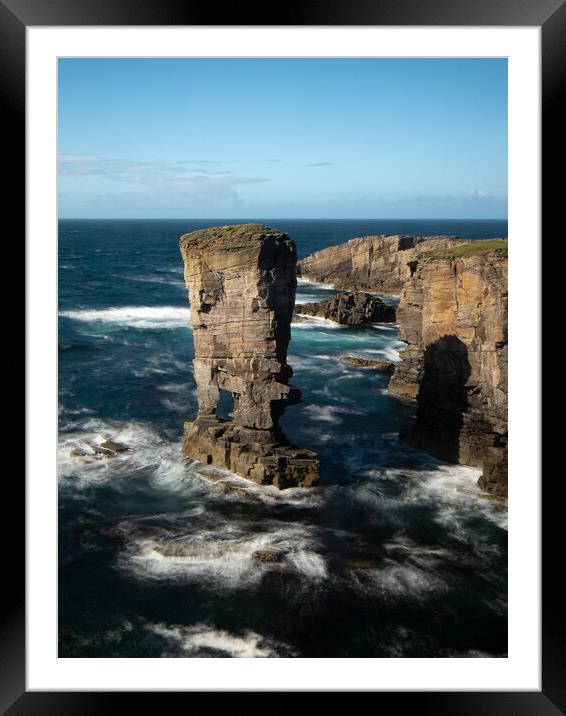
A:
[6,0,563,710]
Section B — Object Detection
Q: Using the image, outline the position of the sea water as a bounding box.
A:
[58,219,508,658]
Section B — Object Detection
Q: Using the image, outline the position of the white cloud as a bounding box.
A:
[58,153,269,212]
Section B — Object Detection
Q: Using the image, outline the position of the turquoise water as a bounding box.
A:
[58,219,507,658]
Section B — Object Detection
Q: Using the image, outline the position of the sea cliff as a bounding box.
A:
[389,242,508,496]
[297,234,467,294]
[299,235,509,497]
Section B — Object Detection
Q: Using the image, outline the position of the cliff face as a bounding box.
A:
[180,224,319,489]
[389,248,508,496]
[298,235,466,294]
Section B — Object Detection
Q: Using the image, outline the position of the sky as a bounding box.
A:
[58,58,507,219]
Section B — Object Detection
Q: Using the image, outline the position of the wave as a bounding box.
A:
[131,352,191,378]
[147,622,294,658]
[115,513,327,590]
[60,305,190,329]
[295,292,329,303]
[370,323,398,332]
[116,274,186,289]
[345,345,404,363]
[357,457,508,534]
[347,554,450,602]
[303,403,365,425]
[58,419,192,493]
[297,277,336,290]
[292,315,346,330]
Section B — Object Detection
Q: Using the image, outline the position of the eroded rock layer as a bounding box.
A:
[180,223,319,488]
[339,356,395,373]
[295,291,395,326]
[298,234,467,294]
[388,247,508,496]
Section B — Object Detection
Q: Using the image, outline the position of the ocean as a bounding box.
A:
[58,218,508,658]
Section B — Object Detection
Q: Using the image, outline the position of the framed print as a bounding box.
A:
[5,0,563,709]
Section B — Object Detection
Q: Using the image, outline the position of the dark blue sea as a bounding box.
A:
[58,219,508,658]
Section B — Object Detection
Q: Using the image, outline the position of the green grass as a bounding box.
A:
[425,239,508,261]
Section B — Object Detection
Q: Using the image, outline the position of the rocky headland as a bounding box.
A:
[179,224,319,489]
[300,236,508,497]
[295,291,395,326]
[388,241,508,496]
[298,234,468,294]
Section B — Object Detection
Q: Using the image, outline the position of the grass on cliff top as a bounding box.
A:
[180,223,294,252]
[425,239,508,261]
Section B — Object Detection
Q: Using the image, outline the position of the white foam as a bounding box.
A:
[60,305,190,329]
[118,274,186,289]
[157,382,196,413]
[190,465,323,508]
[370,323,398,332]
[364,560,450,600]
[160,397,191,413]
[131,353,190,378]
[58,419,193,492]
[117,516,327,589]
[292,315,346,329]
[288,353,339,370]
[304,404,342,424]
[360,459,508,533]
[297,277,336,290]
[354,343,405,363]
[147,622,291,658]
[285,550,328,580]
[295,292,328,303]
[303,403,364,424]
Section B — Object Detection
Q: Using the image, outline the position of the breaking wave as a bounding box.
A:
[292,315,347,329]
[60,305,190,329]
[297,277,336,290]
[147,622,294,657]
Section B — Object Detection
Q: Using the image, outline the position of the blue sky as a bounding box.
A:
[58,58,507,219]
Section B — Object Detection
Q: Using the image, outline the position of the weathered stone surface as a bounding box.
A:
[388,248,508,496]
[100,440,130,453]
[295,291,395,325]
[477,446,508,497]
[180,224,319,489]
[339,356,395,373]
[298,235,467,294]
[252,550,285,563]
[86,443,116,457]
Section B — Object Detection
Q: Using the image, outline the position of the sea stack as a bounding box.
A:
[179,224,320,489]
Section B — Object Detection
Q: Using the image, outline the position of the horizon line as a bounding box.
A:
[58,217,508,222]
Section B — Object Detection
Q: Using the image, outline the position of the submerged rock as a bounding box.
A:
[339,356,395,373]
[69,439,130,459]
[252,550,285,563]
[100,440,130,453]
[85,443,116,457]
[295,291,395,326]
[70,447,90,458]
[179,224,320,489]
